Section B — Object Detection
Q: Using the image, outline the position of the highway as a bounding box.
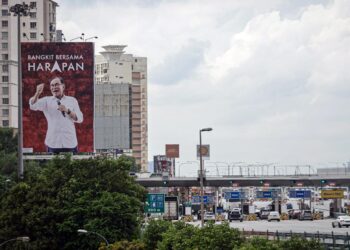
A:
[189,219,350,234]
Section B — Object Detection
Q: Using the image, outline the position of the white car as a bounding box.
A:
[332,216,350,228]
[268,211,280,222]
[203,212,216,222]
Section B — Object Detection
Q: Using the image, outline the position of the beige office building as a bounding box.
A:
[95,45,148,171]
[0,0,58,128]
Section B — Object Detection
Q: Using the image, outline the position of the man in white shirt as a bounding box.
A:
[29,77,83,153]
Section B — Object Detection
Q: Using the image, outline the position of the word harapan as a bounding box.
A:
[27,61,84,72]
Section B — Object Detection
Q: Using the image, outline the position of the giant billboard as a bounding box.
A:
[21,42,94,153]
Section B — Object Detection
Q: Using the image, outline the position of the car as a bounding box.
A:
[299,210,313,221]
[268,211,280,222]
[332,216,350,228]
[228,210,243,222]
[203,212,216,222]
[260,210,270,220]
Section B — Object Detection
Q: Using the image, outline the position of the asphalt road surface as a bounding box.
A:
[190,219,350,234]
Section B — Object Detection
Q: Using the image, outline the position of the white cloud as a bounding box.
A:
[57,0,350,172]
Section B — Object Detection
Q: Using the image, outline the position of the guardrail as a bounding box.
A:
[241,229,350,249]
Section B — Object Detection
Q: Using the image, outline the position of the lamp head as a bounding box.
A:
[17,236,30,242]
[77,229,88,233]
[200,128,213,132]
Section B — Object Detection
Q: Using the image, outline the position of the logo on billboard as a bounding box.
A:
[21,42,94,153]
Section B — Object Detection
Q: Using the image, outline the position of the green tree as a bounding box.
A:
[0,155,147,249]
[0,128,17,153]
[0,128,17,176]
[141,219,172,250]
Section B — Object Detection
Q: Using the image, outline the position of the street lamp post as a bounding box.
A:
[0,236,30,247]
[199,127,212,228]
[9,3,32,179]
[77,229,109,247]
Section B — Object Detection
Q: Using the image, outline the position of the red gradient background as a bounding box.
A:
[21,42,94,152]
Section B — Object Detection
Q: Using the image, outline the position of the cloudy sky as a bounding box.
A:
[57,0,350,170]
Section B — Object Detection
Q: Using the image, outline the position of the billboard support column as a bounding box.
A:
[10,3,31,179]
[17,11,23,179]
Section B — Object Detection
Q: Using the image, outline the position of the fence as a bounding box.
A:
[241,229,350,249]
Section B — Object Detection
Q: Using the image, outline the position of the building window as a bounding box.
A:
[30,22,37,29]
[1,9,8,16]
[2,98,9,104]
[2,54,8,60]
[2,109,9,116]
[29,12,36,18]
[2,76,9,82]
[30,32,36,39]
[2,0,8,5]
[2,87,9,95]
[2,64,8,72]
[2,43,8,49]
[23,22,26,27]
[2,120,9,127]
[1,32,8,40]
[1,21,8,28]
[30,1,36,8]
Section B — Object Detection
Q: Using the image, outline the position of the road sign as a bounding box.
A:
[224,191,241,200]
[196,145,210,160]
[321,189,344,199]
[145,193,165,213]
[289,190,311,198]
[191,195,212,204]
[256,191,277,199]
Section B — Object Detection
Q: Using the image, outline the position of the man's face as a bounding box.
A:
[50,78,65,98]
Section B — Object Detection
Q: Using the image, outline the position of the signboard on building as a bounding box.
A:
[145,193,165,213]
[289,190,311,198]
[196,144,210,160]
[166,144,179,158]
[321,189,344,199]
[21,42,94,153]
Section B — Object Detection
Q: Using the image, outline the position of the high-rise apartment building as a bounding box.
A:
[95,45,148,171]
[0,0,58,128]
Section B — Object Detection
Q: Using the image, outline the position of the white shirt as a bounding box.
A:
[29,95,83,148]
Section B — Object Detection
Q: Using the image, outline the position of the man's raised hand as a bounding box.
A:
[36,83,44,95]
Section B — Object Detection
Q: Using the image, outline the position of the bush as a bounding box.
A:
[99,240,145,250]
[238,237,282,250]
[280,236,323,250]
[157,221,245,250]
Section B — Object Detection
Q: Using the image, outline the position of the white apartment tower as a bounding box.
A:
[95,45,148,171]
[0,0,58,128]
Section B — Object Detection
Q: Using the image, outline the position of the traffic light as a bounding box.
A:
[321,180,327,184]
[259,180,264,185]
[163,180,168,186]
